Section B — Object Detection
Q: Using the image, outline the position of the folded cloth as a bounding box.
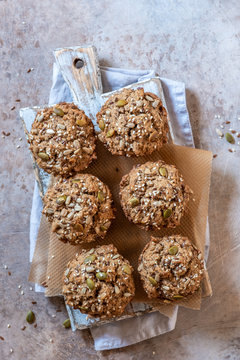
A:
[30,64,195,350]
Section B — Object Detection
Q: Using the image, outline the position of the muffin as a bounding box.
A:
[63,245,135,319]
[138,235,204,300]
[42,174,115,245]
[28,102,96,176]
[97,88,169,156]
[119,160,191,230]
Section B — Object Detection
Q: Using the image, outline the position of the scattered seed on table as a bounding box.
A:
[225,121,230,124]
[7,324,11,328]
[15,99,21,102]
[8,271,11,276]
[21,326,26,331]
[11,106,15,111]
[213,154,218,158]
[31,301,37,305]
[0,336,4,341]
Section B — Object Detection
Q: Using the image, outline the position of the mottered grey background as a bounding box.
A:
[0,0,240,359]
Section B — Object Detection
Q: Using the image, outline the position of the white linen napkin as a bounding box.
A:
[29,64,196,350]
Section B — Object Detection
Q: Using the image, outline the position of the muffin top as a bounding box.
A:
[138,235,204,300]
[97,88,169,157]
[63,245,135,319]
[28,102,96,176]
[119,160,191,230]
[42,174,115,245]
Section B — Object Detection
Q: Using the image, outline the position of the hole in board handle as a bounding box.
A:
[73,58,84,69]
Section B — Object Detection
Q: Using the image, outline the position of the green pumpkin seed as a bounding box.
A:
[100,225,108,232]
[123,265,132,275]
[74,223,83,232]
[84,255,96,264]
[53,107,64,116]
[76,118,86,126]
[96,272,107,280]
[38,152,49,161]
[149,276,158,286]
[99,119,105,131]
[56,195,66,205]
[106,129,115,137]
[62,318,71,328]
[97,191,105,202]
[163,209,172,219]
[116,99,127,107]
[168,245,178,255]
[72,179,80,183]
[129,197,139,207]
[26,310,35,324]
[79,306,88,311]
[86,278,95,290]
[173,294,184,300]
[225,132,235,144]
[159,167,168,177]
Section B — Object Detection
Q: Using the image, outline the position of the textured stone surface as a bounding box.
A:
[0,0,240,359]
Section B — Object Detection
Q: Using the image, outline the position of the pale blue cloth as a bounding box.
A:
[29,64,196,350]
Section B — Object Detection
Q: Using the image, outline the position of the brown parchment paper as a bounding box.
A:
[29,142,213,311]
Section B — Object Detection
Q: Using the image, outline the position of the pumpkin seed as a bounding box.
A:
[129,197,139,207]
[100,225,108,232]
[26,310,35,324]
[99,119,105,131]
[168,245,178,255]
[159,167,168,177]
[225,132,235,144]
[84,255,96,264]
[97,191,105,202]
[173,294,184,300]
[116,99,127,107]
[163,209,172,219]
[149,276,158,286]
[53,107,64,116]
[74,223,83,232]
[96,272,107,280]
[106,129,115,137]
[86,278,95,290]
[62,318,71,328]
[72,179,80,183]
[123,265,132,275]
[124,292,132,297]
[76,118,86,126]
[38,152,49,161]
[79,306,88,311]
[56,195,66,205]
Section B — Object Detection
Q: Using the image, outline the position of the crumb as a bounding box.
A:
[2,131,10,136]
[11,106,15,111]
[15,99,21,102]
[213,154,217,158]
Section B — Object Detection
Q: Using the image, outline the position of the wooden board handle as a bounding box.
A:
[54,45,103,124]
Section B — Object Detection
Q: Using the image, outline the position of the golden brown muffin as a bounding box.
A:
[63,245,135,319]
[28,102,96,176]
[119,160,191,230]
[97,88,169,157]
[138,235,204,300]
[42,174,115,244]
